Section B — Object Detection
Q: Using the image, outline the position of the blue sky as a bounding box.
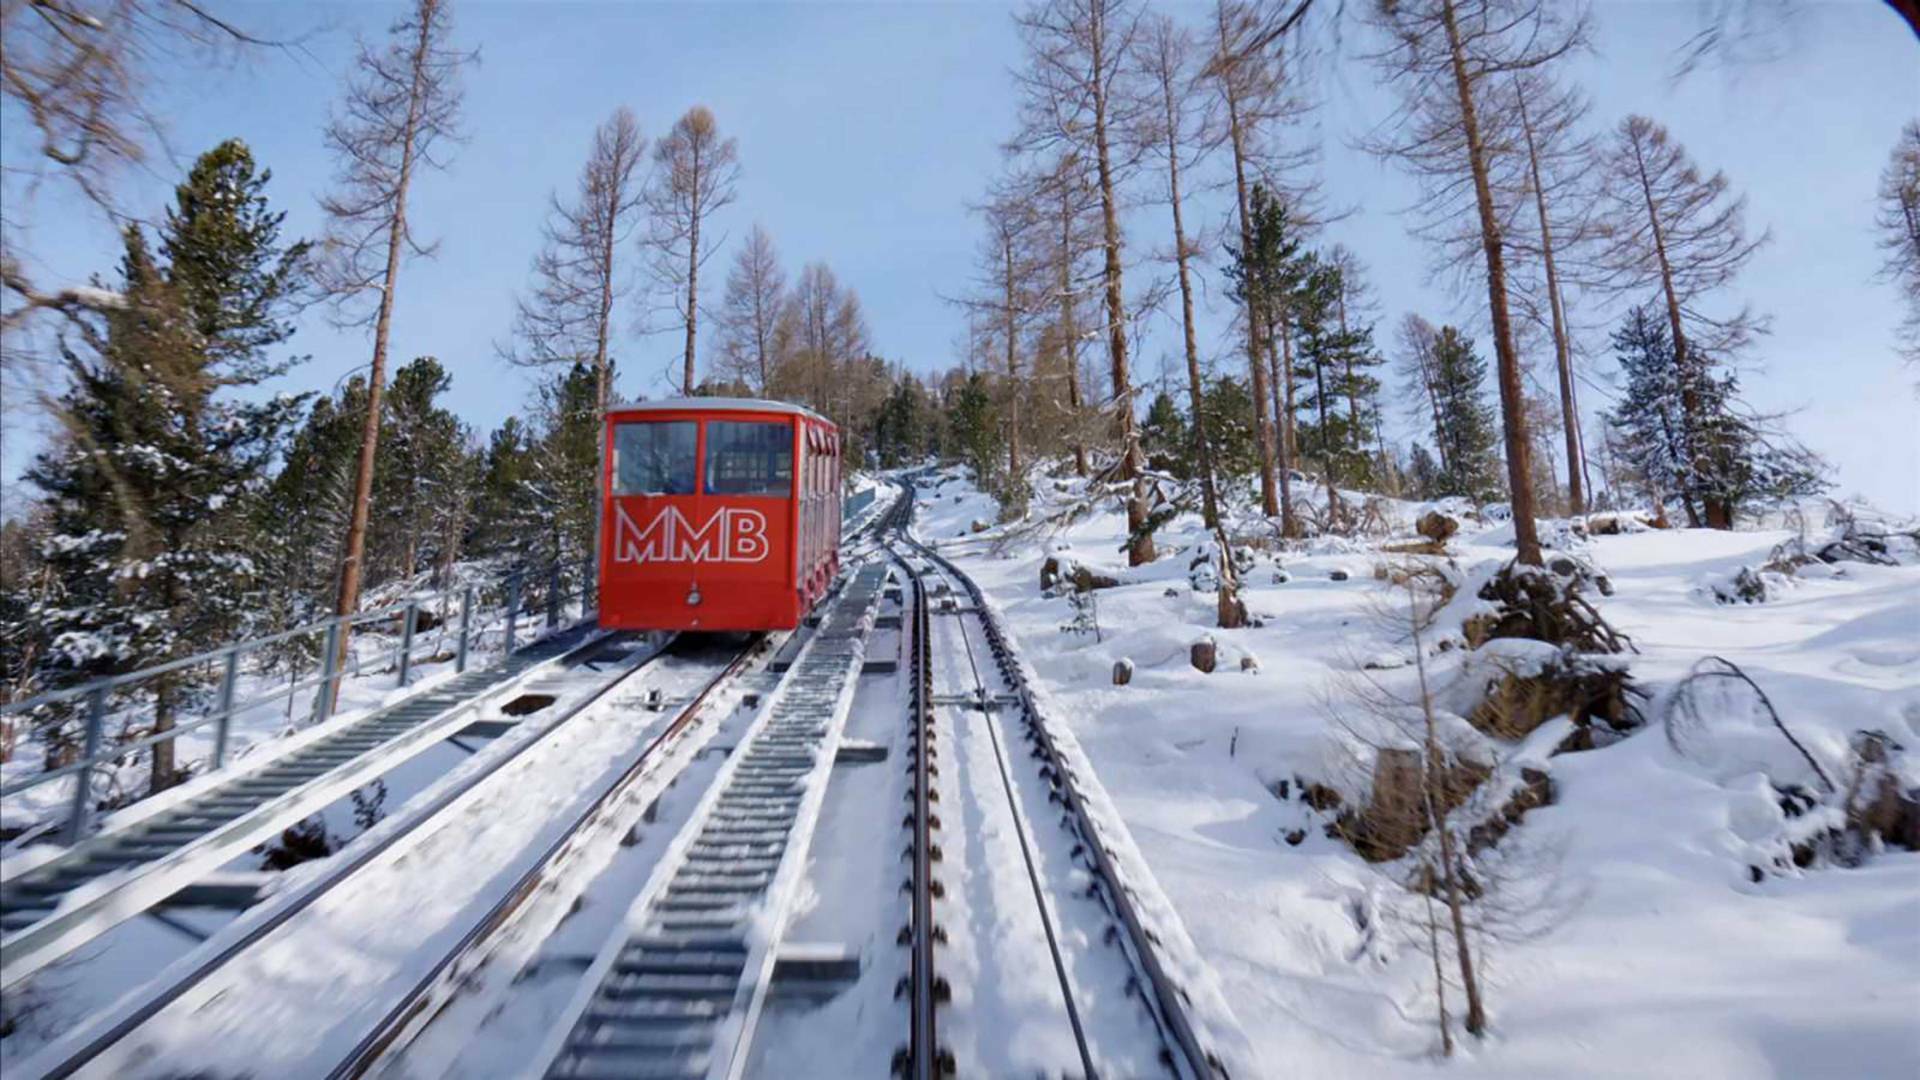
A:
[4,0,1915,513]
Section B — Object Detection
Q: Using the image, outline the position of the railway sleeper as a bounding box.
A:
[602,972,739,999]
[614,949,748,977]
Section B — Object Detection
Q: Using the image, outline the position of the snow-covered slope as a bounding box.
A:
[909,467,1920,1078]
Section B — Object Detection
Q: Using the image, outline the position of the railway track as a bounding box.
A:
[529,557,893,1080]
[15,632,750,1080]
[889,503,1230,1079]
[338,487,910,1080]
[6,482,1246,1079]
[0,622,612,991]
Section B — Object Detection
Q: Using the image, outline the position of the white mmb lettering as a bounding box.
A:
[613,505,772,564]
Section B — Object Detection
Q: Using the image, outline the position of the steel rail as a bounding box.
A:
[904,549,1097,1079]
[26,636,667,1080]
[900,530,1227,1080]
[326,635,769,1080]
[901,562,943,1080]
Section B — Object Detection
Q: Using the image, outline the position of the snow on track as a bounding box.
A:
[917,554,1171,1078]
[39,641,738,1080]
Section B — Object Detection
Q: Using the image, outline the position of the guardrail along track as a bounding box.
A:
[0,623,609,989]
[22,632,669,1080]
[538,559,893,1080]
[892,508,1229,1079]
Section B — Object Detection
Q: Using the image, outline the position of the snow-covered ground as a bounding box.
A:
[909,467,1920,1078]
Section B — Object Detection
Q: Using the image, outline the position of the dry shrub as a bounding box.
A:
[1467,559,1629,654]
[1467,650,1641,742]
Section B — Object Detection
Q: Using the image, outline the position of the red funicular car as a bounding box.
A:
[599,399,841,632]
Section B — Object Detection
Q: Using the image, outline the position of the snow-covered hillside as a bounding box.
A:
[909,467,1920,1078]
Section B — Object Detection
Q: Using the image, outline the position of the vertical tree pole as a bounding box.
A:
[320,0,474,698]
[1439,0,1543,565]
[1514,81,1586,516]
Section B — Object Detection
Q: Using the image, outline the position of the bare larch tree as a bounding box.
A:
[1395,312,1450,475]
[1498,68,1596,514]
[1208,0,1281,522]
[1035,151,1099,477]
[318,0,472,675]
[961,188,1040,481]
[1876,120,1920,366]
[645,105,740,395]
[1134,12,1226,532]
[1590,114,1769,529]
[507,106,646,416]
[1012,0,1157,565]
[1365,0,1590,567]
[715,223,787,393]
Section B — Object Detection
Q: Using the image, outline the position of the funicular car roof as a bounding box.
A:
[605,397,831,425]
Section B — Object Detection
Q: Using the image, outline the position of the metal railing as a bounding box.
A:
[1,557,596,843]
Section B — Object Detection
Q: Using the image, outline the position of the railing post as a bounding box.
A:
[506,574,521,656]
[397,600,419,687]
[314,619,341,725]
[213,648,239,770]
[65,687,107,844]
[456,586,474,673]
[547,562,561,628]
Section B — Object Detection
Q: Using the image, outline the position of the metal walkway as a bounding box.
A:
[542,562,890,1080]
[0,622,602,985]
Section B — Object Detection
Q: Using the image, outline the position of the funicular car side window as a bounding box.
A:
[706,420,793,496]
[614,420,697,495]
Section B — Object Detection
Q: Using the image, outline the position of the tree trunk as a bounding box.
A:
[1314,350,1341,522]
[683,192,701,396]
[1091,4,1153,565]
[150,674,176,794]
[1004,234,1022,481]
[1163,70,1221,530]
[1440,0,1543,566]
[1058,176,1089,478]
[1516,87,1585,516]
[1279,313,1300,469]
[332,11,432,690]
[1220,36,1280,521]
[1629,136,1725,529]
[1267,312,1298,535]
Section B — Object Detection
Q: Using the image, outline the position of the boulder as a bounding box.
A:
[1330,569,1350,582]
[1040,555,1119,593]
[1190,636,1217,674]
[1112,658,1134,686]
[1416,510,1460,543]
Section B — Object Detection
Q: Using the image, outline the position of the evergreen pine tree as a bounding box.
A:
[1201,376,1261,489]
[471,417,539,560]
[873,376,933,467]
[1604,305,1824,523]
[1407,443,1442,500]
[530,362,602,583]
[160,138,312,382]
[947,373,1003,496]
[370,357,470,584]
[1291,257,1384,510]
[27,223,303,793]
[1140,391,1192,480]
[1429,326,1502,503]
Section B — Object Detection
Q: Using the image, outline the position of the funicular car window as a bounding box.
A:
[613,420,697,495]
[705,420,793,496]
